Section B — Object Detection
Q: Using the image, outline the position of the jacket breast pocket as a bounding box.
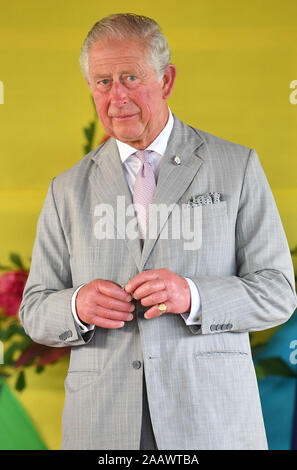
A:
[180,201,228,252]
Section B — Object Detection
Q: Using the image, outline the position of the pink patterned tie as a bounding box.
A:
[133,150,156,242]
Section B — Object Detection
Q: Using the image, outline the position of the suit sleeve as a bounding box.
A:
[188,149,297,336]
[19,178,95,347]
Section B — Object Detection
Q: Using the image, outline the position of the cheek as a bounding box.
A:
[93,94,110,121]
[135,92,156,117]
[140,87,163,112]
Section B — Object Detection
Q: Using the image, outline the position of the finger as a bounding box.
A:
[140,289,168,307]
[144,301,173,319]
[91,307,134,323]
[96,293,135,312]
[133,279,166,300]
[97,280,133,302]
[125,270,159,293]
[91,316,126,329]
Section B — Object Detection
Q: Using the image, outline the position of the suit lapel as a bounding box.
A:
[88,116,205,272]
[140,116,204,269]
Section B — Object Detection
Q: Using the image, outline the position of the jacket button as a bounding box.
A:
[210,325,216,331]
[132,360,142,369]
[59,330,72,340]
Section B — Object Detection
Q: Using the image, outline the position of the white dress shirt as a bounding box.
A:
[72,109,201,332]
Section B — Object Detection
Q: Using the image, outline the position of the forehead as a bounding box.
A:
[88,38,152,74]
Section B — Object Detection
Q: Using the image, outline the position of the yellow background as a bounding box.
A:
[0,0,296,450]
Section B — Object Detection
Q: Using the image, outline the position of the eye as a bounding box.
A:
[96,78,110,87]
[123,75,139,87]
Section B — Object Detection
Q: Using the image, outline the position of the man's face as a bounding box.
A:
[87,38,176,149]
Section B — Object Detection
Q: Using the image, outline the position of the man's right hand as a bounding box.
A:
[76,279,135,329]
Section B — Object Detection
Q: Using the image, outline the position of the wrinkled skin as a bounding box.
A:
[76,269,191,328]
[125,268,191,319]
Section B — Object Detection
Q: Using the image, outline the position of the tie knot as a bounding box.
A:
[135,150,150,163]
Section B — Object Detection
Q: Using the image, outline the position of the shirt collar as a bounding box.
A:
[115,108,174,164]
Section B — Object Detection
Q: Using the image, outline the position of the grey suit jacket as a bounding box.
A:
[19,115,297,450]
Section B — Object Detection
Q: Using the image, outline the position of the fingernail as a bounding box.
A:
[126,295,132,302]
[128,314,133,321]
[125,283,131,291]
[119,322,125,327]
[130,304,135,312]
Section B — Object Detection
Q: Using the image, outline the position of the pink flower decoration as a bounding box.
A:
[0,270,28,317]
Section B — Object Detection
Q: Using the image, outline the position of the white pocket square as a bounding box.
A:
[187,192,222,207]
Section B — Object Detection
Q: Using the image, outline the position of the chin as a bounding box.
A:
[113,127,143,144]
[116,135,140,144]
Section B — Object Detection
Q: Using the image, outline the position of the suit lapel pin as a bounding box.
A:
[173,155,181,165]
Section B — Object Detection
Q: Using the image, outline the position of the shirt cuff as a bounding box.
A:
[180,277,201,325]
[71,284,95,333]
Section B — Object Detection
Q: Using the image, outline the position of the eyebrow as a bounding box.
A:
[93,71,138,80]
[93,74,112,80]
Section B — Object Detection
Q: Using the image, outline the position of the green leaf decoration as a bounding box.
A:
[9,253,25,270]
[15,370,25,391]
[82,95,98,155]
[35,365,44,374]
[255,357,296,380]
[0,323,27,341]
[254,364,266,380]
[4,338,32,366]
[251,343,267,358]
[83,123,95,142]
[83,123,96,154]
[91,94,96,112]
[0,264,12,271]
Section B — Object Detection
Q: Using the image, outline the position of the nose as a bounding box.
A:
[110,81,128,106]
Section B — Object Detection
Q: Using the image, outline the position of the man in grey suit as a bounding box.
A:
[20,13,297,450]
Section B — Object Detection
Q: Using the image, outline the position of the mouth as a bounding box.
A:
[112,114,138,121]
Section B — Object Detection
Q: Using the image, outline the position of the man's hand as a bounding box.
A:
[76,279,135,329]
[124,268,191,319]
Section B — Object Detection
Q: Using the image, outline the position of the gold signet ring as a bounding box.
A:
[158,303,167,313]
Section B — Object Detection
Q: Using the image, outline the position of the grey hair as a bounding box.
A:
[79,13,171,82]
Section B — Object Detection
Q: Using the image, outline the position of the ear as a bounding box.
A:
[161,64,177,100]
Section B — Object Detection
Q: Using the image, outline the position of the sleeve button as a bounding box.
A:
[132,360,142,369]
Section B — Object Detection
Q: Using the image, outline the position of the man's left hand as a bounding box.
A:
[124,268,191,319]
